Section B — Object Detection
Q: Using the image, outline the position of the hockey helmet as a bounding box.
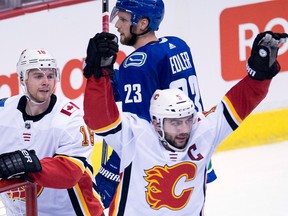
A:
[150,88,196,152]
[17,48,60,83]
[110,0,165,31]
[150,88,195,128]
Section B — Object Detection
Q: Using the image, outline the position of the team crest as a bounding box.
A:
[123,52,147,68]
[144,162,196,210]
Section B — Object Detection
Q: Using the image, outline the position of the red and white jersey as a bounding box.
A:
[84,74,271,216]
[104,105,230,215]
[0,94,103,216]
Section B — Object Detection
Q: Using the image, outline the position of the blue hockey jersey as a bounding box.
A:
[117,36,204,121]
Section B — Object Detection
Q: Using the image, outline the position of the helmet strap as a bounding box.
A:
[23,83,46,105]
[21,79,56,105]
[127,25,152,46]
[25,95,46,105]
[158,128,188,152]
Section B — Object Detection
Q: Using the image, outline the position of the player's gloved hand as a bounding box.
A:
[95,151,120,208]
[0,149,42,180]
[83,32,119,79]
[247,31,288,80]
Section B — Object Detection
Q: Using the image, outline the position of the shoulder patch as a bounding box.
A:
[123,52,147,68]
[0,98,8,107]
[60,102,79,116]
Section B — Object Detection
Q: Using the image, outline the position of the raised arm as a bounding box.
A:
[84,73,120,132]
[224,31,287,122]
[83,32,120,132]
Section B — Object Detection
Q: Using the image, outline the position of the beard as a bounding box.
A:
[121,33,137,46]
[164,132,190,150]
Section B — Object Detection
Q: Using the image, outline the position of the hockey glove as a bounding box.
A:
[83,32,119,79]
[0,149,42,180]
[95,150,120,208]
[247,31,288,80]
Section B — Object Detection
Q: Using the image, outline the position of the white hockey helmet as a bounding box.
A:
[150,88,195,125]
[150,88,196,152]
[17,48,60,83]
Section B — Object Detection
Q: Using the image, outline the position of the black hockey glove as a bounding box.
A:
[83,32,119,79]
[247,31,288,80]
[0,149,42,180]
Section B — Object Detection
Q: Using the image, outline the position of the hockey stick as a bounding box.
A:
[101,0,109,166]
[102,0,109,33]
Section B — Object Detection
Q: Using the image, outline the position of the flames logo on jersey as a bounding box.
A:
[144,162,196,210]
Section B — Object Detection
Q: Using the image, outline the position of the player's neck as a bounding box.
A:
[25,98,51,116]
[133,32,158,49]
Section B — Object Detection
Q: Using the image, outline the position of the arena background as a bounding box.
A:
[0,0,287,173]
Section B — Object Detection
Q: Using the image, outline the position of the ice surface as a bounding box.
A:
[205,141,288,216]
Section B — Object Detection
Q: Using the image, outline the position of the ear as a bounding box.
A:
[20,79,26,87]
[18,71,27,87]
[152,118,161,132]
[139,17,149,31]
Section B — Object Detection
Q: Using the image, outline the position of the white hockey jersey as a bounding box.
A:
[84,74,271,216]
[0,94,103,216]
[105,104,230,215]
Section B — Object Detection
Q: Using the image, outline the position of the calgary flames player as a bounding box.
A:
[0,49,104,216]
[83,31,287,215]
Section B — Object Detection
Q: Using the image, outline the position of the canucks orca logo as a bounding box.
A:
[123,52,147,68]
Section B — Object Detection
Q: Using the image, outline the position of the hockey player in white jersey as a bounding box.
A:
[83,31,287,215]
[0,49,104,216]
[83,0,216,208]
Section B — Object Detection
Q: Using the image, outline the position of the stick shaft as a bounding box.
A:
[102,0,109,32]
[101,0,109,165]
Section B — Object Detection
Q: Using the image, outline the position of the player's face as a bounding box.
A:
[163,115,194,150]
[114,11,133,45]
[25,68,57,103]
